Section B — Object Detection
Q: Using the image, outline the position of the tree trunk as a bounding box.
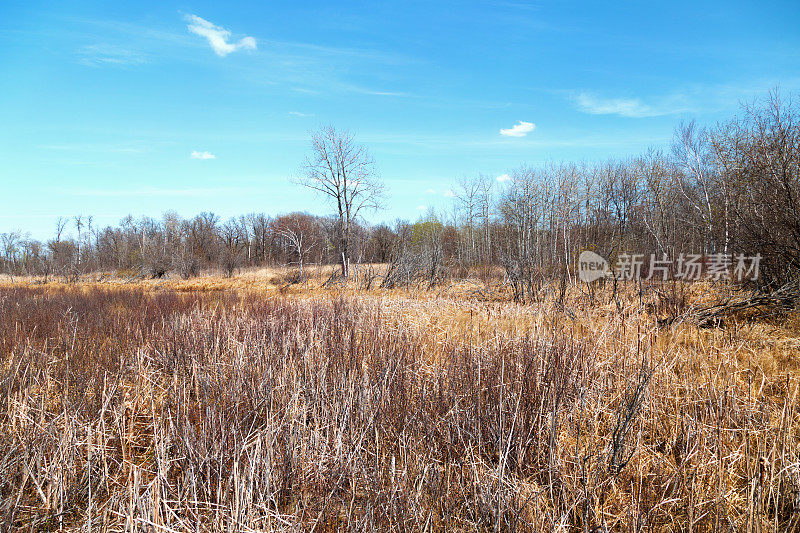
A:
[340,218,351,277]
[340,236,349,277]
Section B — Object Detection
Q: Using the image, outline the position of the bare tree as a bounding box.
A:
[46,217,70,280]
[453,177,481,265]
[139,216,169,278]
[498,167,545,302]
[74,215,84,269]
[477,174,494,264]
[672,121,721,253]
[296,126,384,277]
[237,215,253,264]
[709,90,800,286]
[248,213,272,264]
[277,227,312,277]
[1,231,21,282]
[219,219,243,278]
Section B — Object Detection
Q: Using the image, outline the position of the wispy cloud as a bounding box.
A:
[64,186,253,197]
[500,121,536,137]
[40,142,149,153]
[288,111,314,117]
[77,17,408,97]
[190,150,216,159]
[78,44,147,66]
[496,174,511,183]
[360,131,671,154]
[186,15,256,57]
[416,205,427,211]
[444,189,456,198]
[573,93,690,118]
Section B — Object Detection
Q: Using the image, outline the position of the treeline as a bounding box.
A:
[0,211,396,281]
[2,91,798,292]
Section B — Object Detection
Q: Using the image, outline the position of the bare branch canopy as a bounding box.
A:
[295,126,385,276]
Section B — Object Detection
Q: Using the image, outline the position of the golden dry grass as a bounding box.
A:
[1,273,798,531]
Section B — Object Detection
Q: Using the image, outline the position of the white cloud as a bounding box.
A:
[288,111,314,117]
[416,205,427,211]
[444,189,456,198]
[574,93,667,118]
[496,174,511,183]
[186,15,256,57]
[191,150,216,160]
[425,188,436,194]
[500,121,536,137]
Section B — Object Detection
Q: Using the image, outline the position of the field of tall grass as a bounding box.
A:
[1,277,798,531]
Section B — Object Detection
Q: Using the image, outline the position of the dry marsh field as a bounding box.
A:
[1,277,799,532]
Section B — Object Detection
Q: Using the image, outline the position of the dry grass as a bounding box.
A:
[1,275,799,531]
[0,265,343,294]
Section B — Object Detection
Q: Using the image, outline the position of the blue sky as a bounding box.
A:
[2,1,799,239]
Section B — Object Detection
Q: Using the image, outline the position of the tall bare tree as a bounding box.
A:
[297,126,384,277]
[672,121,720,253]
[453,177,481,265]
